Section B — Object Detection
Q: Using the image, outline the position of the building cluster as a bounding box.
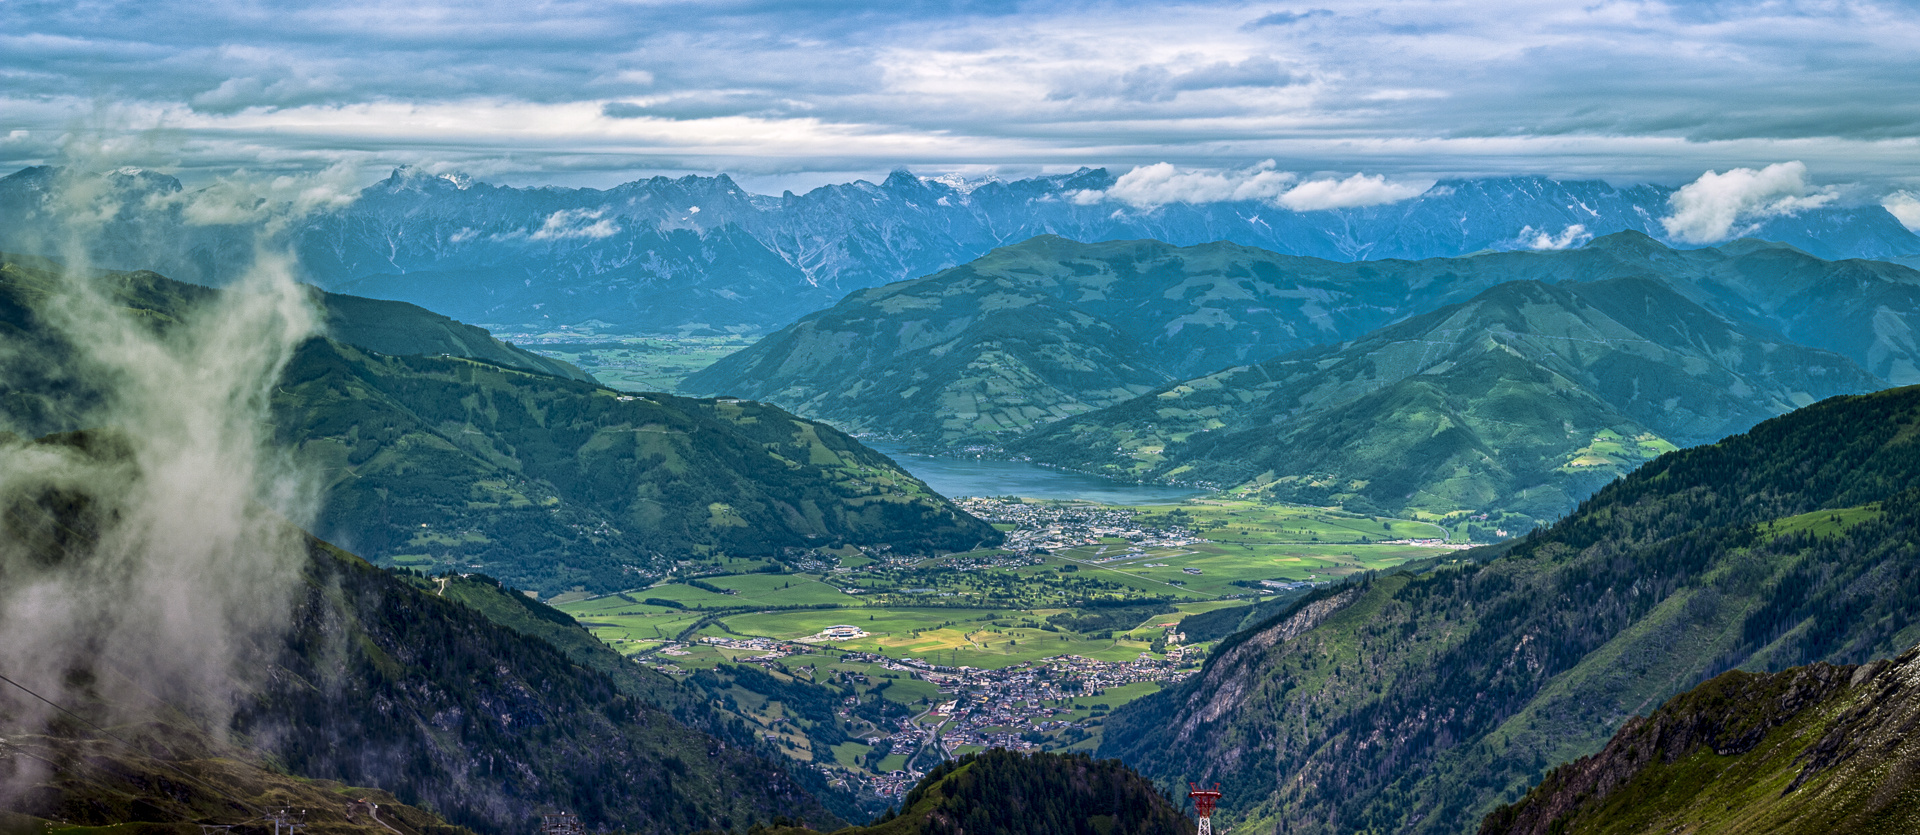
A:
[938,551,1045,571]
[936,654,1193,748]
[863,770,921,799]
[952,499,1203,555]
[699,635,805,661]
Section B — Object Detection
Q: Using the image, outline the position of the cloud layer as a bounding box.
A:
[0,1,1917,194]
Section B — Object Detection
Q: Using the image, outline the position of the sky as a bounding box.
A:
[4,0,1919,201]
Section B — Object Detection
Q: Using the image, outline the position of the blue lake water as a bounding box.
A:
[865,442,1203,504]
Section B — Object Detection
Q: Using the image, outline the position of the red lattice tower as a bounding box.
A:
[1188,783,1222,835]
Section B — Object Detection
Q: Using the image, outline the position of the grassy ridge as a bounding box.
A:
[688,232,1918,457]
[1482,644,1920,835]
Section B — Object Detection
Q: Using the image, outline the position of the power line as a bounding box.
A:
[0,668,267,819]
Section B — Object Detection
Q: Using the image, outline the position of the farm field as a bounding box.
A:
[555,495,1462,667]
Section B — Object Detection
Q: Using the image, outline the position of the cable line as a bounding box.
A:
[0,668,267,818]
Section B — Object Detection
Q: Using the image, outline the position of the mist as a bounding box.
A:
[0,160,331,789]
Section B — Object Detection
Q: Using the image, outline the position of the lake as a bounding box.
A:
[865,442,1203,504]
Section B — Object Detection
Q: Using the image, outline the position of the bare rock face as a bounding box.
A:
[1482,644,1920,835]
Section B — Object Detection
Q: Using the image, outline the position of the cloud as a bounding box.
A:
[1245,9,1333,29]
[530,207,621,240]
[1276,173,1427,211]
[1885,191,1920,232]
[1660,161,1839,244]
[1075,163,1427,211]
[1113,57,1296,102]
[154,161,362,226]
[603,101,648,119]
[1076,161,1298,207]
[1057,56,1299,103]
[1513,223,1592,250]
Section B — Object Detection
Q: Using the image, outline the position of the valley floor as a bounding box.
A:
[556,494,1459,802]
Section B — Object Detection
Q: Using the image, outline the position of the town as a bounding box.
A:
[951,498,1205,554]
[820,651,1199,799]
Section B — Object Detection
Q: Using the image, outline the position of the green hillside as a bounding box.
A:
[277,340,997,593]
[1016,277,1880,529]
[742,749,1194,835]
[1099,385,1920,835]
[0,254,998,594]
[1482,645,1920,835]
[685,233,1920,449]
[685,247,1175,445]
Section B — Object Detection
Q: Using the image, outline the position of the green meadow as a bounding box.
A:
[555,495,1459,670]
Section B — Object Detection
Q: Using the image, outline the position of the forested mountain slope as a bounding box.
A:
[1100,385,1920,835]
[1481,645,1920,835]
[1014,277,1881,527]
[0,253,585,435]
[0,255,997,594]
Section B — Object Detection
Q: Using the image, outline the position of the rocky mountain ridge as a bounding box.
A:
[3,166,1916,333]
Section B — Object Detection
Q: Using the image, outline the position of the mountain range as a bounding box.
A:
[3,166,1917,334]
[686,232,1920,523]
[1099,383,1920,835]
